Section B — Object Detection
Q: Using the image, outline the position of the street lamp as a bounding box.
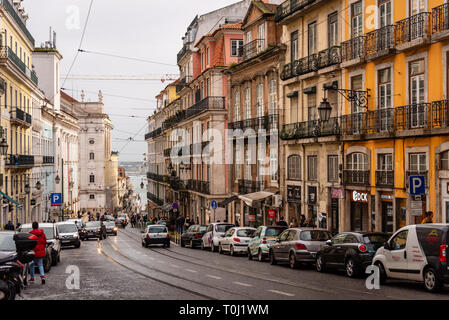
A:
[0,138,8,156]
[24,184,30,194]
[35,181,41,190]
[55,175,60,184]
[140,182,144,189]
[318,98,332,122]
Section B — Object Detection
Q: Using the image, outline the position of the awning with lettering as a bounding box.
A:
[160,203,173,212]
[238,191,274,208]
[0,191,22,208]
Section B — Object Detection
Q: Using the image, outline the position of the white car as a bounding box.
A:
[372,224,449,292]
[201,223,235,252]
[56,222,81,248]
[141,225,170,248]
[218,227,256,256]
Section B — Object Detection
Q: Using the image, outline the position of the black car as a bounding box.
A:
[180,225,207,248]
[82,221,107,240]
[315,232,390,278]
[104,221,118,236]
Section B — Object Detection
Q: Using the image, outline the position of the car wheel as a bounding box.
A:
[375,262,387,285]
[345,258,359,278]
[248,249,253,260]
[269,250,277,265]
[218,244,223,254]
[75,243,81,249]
[289,253,299,269]
[166,241,170,248]
[180,239,185,248]
[211,243,217,253]
[316,254,326,273]
[230,245,235,257]
[424,267,442,293]
[44,256,51,273]
[51,254,58,266]
[142,240,145,247]
[258,249,265,262]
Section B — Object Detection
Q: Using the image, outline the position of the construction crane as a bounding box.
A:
[63,74,179,83]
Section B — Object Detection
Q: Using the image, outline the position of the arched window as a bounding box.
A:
[89,152,95,160]
[287,155,301,180]
[346,152,368,171]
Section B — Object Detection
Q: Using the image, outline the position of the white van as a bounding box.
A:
[372,224,449,292]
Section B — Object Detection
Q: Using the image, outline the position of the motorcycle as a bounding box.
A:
[0,233,37,300]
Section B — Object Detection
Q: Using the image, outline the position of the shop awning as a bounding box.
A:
[0,191,22,208]
[160,203,173,212]
[238,191,274,208]
[218,195,238,207]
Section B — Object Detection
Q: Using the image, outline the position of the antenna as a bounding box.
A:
[53,31,57,48]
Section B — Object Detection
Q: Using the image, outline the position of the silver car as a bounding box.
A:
[269,228,332,269]
[218,227,256,256]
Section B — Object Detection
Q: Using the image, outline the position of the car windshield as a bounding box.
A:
[148,227,166,233]
[198,226,207,232]
[237,229,254,237]
[363,234,390,244]
[86,222,101,228]
[300,230,332,241]
[105,222,115,227]
[0,233,16,251]
[215,224,234,233]
[58,224,78,233]
[265,227,286,237]
[18,227,55,239]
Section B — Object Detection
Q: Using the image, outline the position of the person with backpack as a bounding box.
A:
[29,222,47,284]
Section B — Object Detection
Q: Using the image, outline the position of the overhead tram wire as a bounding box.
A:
[118,123,148,154]
[78,49,178,67]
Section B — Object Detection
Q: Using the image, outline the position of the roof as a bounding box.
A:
[242,0,277,27]
[60,90,79,104]
[195,22,243,48]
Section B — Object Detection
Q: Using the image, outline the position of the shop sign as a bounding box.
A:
[308,186,317,204]
[287,186,301,203]
[380,194,394,201]
[352,191,368,203]
[248,215,256,222]
[331,188,344,199]
[411,200,423,216]
[268,209,276,219]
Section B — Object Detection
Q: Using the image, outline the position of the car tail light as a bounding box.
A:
[295,243,307,250]
[358,244,368,252]
[233,237,240,242]
[262,237,267,244]
[440,245,447,262]
[194,234,201,239]
[146,234,150,239]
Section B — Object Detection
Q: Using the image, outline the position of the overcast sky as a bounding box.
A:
[24,0,240,162]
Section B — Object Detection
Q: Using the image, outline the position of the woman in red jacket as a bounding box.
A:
[29,222,47,284]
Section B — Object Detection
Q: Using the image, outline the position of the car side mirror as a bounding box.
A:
[383,241,390,250]
[275,238,280,242]
[326,240,332,246]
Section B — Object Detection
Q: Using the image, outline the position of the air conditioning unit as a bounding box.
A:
[272,194,283,208]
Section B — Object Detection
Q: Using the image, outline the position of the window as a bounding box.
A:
[328,155,339,182]
[378,68,392,109]
[258,23,265,52]
[89,139,95,145]
[89,194,95,200]
[378,154,393,171]
[206,47,209,66]
[328,12,338,47]
[245,150,252,180]
[231,39,243,57]
[270,147,278,182]
[409,153,426,172]
[307,156,317,181]
[308,22,317,55]
[410,0,425,16]
[246,31,252,45]
[351,75,364,113]
[379,0,392,27]
[288,155,301,180]
[234,90,241,122]
[256,84,264,118]
[290,31,298,62]
[390,230,408,250]
[441,151,449,170]
[89,152,95,160]
[307,93,316,121]
[235,147,242,179]
[332,233,347,244]
[89,175,95,183]
[244,87,251,120]
[268,80,277,116]
[347,153,369,171]
[351,1,363,37]
[410,60,425,104]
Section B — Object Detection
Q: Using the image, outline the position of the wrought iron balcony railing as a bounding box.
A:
[43,156,54,164]
[147,192,164,206]
[433,3,449,34]
[341,36,365,62]
[185,96,225,119]
[145,127,162,140]
[343,170,370,186]
[242,39,265,60]
[395,12,431,45]
[0,0,35,46]
[229,114,278,132]
[238,179,263,195]
[6,154,34,167]
[365,25,395,55]
[187,180,210,194]
[375,170,394,187]
[163,110,186,130]
[147,172,167,183]
[275,0,316,22]
[280,117,340,140]
[10,107,32,126]
[176,75,192,93]
[0,47,38,85]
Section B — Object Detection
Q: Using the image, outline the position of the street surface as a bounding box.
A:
[21,227,449,300]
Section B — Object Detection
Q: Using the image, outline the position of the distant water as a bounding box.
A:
[128,174,147,211]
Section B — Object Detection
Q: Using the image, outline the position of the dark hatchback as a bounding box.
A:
[82,221,107,240]
[316,232,390,278]
[180,225,208,248]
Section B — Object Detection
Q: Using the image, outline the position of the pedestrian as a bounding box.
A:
[16,222,21,229]
[422,211,434,224]
[4,220,14,231]
[29,222,47,284]
[276,216,288,227]
[299,214,306,227]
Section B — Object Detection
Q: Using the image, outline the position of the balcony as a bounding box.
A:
[187,180,210,195]
[144,127,162,140]
[344,170,370,186]
[280,117,339,140]
[238,179,263,195]
[394,12,431,51]
[176,76,192,93]
[229,114,278,133]
[281,46,341,81]
[365,25,395,60]
[147,192,164,206]
[242,39,265,60]
[43,156,54,164]
[185,96,225,119]
[6,154,34,168]
[275,0,319,22]
[0,0,35,46]
[375,171,394,187]
[341,36,365,67]
[163,110,186,130]
[177,44,191,63]
[10,107,32,127]
[147,172,167,183]
[0,47,38,85]
[406,171,428,187]
[432,3,449,41]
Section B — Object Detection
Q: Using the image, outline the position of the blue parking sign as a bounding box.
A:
[409,176,425,195]
[211,200,217,210]
[51,193,62,206]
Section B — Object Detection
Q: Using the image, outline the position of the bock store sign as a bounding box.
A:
[352,190,368,203]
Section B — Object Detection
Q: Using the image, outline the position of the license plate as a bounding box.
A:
[311,253,316,258]
[62,240,70,243]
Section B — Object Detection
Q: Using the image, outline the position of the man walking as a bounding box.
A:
[29,222,47,284]
[276,216,288,227]
[4,220,15,231]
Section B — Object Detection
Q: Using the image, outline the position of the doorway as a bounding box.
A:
[351,202,368,231]
[382,201,393,232]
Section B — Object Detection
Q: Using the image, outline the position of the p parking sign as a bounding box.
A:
[409,176,425,195]
[51,193,62,206]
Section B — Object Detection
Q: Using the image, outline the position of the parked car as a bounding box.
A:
[218,227,256,256]
[67,219,86,230]
[83,221,107,240]
[201,223,235,252]
[269,228,333,269]
[316,231,390,278]
[372,224,449,292]
[56,222,81,249]
[18,223,61,269]
[180,225,208,248]
[248,226,287,261]
[104,215,116,221]
[141,225,170,248]
[104,221,118,236]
